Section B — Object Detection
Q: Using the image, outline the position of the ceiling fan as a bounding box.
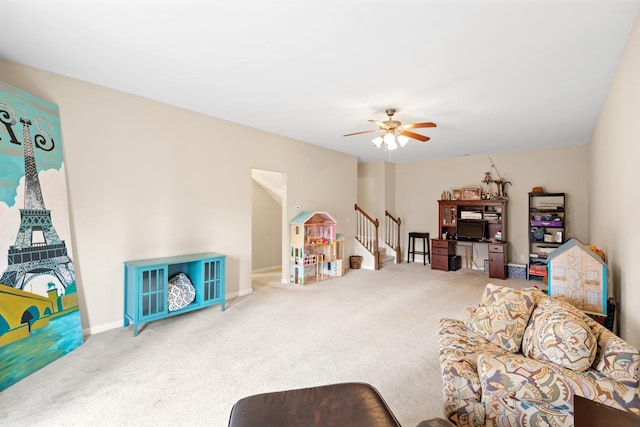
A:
[343,108,436,150]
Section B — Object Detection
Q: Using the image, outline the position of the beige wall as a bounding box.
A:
[4,16,638,346]
[357,161,397,235]
[0,59,357,333]
[357,162,385,216]
[590,13,640,347]
[251,179,281,271]
[395,145,590,265]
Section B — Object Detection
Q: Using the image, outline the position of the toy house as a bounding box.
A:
[289,211,343,285]
[548,238,608,315]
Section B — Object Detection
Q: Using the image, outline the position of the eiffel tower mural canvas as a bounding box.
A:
[0,81,83,391]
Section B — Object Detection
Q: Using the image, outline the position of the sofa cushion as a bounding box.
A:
[464,284,535,353]
[522,298,597,371]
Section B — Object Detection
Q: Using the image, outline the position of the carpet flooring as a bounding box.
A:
[0,263,532,426]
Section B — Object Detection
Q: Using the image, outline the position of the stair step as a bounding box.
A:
[380,254,395,266]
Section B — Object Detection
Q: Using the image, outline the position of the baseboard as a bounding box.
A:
[251,265,281,274]
[84,320,123,337]
[84,289,253,337]
[232,288,253,298]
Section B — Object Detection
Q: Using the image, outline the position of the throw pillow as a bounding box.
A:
[522,298,597,371]
[464,283,536,353]
[167,272,196,311]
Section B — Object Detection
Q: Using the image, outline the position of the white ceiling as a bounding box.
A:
[3,0,639,163]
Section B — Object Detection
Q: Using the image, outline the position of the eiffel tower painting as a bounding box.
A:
[0,81,83,391]
[0,116,75,290]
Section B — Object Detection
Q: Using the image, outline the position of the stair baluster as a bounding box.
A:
[354,204,380,270]
[385,211,402,264]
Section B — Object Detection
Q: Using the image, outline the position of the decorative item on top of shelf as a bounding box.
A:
[452,188,462,200]
[486,156,512,199]
[482,171,493,198]
[462,186,481,200]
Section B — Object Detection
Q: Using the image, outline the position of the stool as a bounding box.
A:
[407,232,430,264]
[228,382,400,427]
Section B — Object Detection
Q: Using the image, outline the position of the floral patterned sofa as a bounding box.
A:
[438,283,640,426]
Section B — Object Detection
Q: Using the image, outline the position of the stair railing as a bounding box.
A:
[385,210,402,264]
[354,204,380,270]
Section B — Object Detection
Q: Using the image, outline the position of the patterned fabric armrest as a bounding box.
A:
[478,352,640,416]
[439,319,510,426]
[582,315,640,385]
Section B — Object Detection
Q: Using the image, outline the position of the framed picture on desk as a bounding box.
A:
[463,186,481,200]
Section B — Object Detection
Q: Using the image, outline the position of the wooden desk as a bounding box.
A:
[431,239,456,271]
[488,243,508,279]
[431,239,508,279]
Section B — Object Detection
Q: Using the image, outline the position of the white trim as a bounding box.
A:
[251,265,281,274]
[83,290,253,336]
[83,320,122,337]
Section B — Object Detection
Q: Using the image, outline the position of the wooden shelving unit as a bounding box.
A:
[528,192,566,282]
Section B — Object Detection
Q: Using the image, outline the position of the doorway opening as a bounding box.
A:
[251,168,288,285]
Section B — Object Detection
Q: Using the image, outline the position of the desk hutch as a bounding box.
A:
[432,199,508,279]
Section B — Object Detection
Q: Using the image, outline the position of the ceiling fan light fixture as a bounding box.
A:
[344,107,436,151]
[383,132,395,145]
[385,135,398,151]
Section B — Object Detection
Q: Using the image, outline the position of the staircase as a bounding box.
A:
[378,246,396,268]
[353,204,401,270]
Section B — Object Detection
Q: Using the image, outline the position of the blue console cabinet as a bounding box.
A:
[124,252,225,336]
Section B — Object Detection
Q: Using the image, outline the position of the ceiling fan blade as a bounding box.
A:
[398,122,437,130]
[368,119,392,129]
[400,130,430,142]
[343,129,379,137]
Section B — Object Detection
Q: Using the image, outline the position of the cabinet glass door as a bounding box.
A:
[140,267,166,319]
[203,258,224,303]
[442,206,456,225]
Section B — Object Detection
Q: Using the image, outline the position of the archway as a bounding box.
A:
[20,306,40,332]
